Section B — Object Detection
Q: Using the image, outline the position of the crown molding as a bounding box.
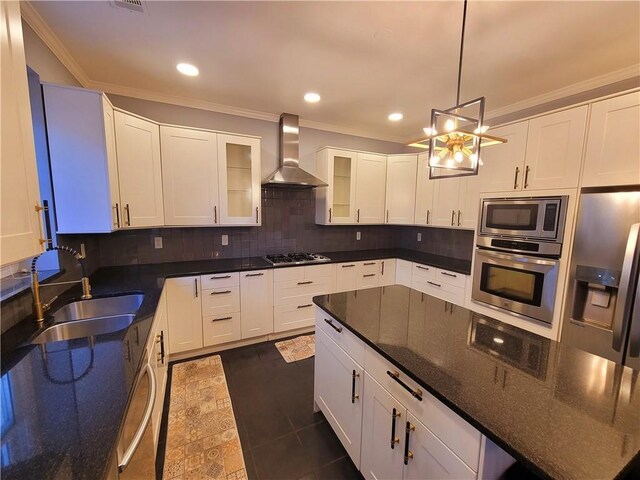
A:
[20,1,90,87]
[484,64,640,121]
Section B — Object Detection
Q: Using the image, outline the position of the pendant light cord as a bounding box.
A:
[456,0,468,105]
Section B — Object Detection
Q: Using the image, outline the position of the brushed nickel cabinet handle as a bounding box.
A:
[426,209,430,225]
[524,165,530,189]
[125,203,131,226]
[364,262,376,266]
[210,290,231,295]
[297,280,313,285]
[214,205,218,224]
[427,281,441,288]
[245,272,264,277]
[451,210,455,226]
[256,206,259,224]
[357,208,360,223]
[363,274,376,278]
[341,264,356,268]
[329,207,332,223]
[416,265,430,271]
[441,271,457,278]
[513,167,520,189]
[381,261,385,275]
[297,304,313,309]
[194,278,198,298]
[210,275,231,280]
[386,210,389,223]
[114,203,121,228]
[457,210,461,226]
[212,316,233,322]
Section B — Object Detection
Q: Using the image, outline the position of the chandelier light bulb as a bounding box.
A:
[423,127,436,136]
[454,151,464,163]
[430,155,440,165]
[444,119,455,132]
[474,125,490,134]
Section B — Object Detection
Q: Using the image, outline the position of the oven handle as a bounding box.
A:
[475,248,558,266]
[119,362,157,472]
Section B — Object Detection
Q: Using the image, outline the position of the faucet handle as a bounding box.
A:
[43,295,59,312]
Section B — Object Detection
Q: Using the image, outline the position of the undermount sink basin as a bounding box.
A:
[31,314,136,344]
[31,294,145,344]
[51,294,144,324]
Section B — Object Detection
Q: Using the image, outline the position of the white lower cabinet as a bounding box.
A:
[203,312,241,347]
[166,276,203,354]
[314,326,364,468]
[379,259,396,286]
[411,262,467,306]
[396,259,412,287]
[240,270,273,339]
[149,288,169,450]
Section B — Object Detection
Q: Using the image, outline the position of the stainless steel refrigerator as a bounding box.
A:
[562,187,640,369]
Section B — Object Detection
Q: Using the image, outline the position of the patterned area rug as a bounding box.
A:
[164,355,247,480]
[275,334,315,363]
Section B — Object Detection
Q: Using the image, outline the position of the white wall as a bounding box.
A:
[22,22,80,87]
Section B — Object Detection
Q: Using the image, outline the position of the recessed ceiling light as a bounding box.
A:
[388,113,403,122]
[304,92,321,103]
[176,63,199,77]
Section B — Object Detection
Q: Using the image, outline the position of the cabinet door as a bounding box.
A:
[431,176,461,227]
[523,105,588,190]
[166,277,203,354]
[478,122,528,193]
[240,270,273,339]
[161,126,218,226]
[379,259,396,286]
[0,0,43,265]
[582,92,640,187]
[404,412,476,480]
[103,97,121,229]
[115,111,164,228]
[336,263,359,292]
[414,153,435,225]
[151,291,168,450]
[361,373,406,480]
[217,134,261,225]
[314,328,364,468]
[355,153,387,224]
[386,155,417,225]
[458,175,481,229]
[396,259,412,287]
[328,150,357,224]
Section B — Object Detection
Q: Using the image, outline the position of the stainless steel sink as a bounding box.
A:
[51,294,144,323]
[32,314,136,344]
[31,294,145,344]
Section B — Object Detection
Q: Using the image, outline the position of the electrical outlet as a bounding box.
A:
[154,237,163,249]
[222,234,229,246]
[417,233,422,242]
[356,231,361,241]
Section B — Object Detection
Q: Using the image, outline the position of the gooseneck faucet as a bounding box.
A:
[31,246,92,323]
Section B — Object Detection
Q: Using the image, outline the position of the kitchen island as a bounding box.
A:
[313,285,640,480]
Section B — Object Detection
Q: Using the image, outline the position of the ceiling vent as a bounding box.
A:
[110,0,144,13]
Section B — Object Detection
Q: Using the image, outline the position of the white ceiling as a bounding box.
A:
[27,0,640,142]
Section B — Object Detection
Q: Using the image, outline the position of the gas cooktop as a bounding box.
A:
[263,252,331,266]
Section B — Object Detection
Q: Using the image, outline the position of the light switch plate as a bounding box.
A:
[417,233,422,242]
[222,234,229,246]
[356,231,361,240]
[154,237,163,249]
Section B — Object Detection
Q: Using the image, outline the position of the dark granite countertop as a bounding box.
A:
[0,248,469,480]
[313,286,640,480]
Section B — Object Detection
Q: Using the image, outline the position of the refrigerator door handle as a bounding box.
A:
[627,265,640,358]
[612,223,640,352]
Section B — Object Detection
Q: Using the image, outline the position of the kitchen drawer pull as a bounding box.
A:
[390,408,401,449]
[119,363,156,472]
[342,264,356,268]
[324,318,342,333]
[210,290,231,295]
[426,281,441,288]
[245,272,264,277]
[404,422,415,465]
[441,271,457,278]
[212,316,233,322]
[297,280,313,285]
[351,370,360,403]
[363,274,376,278]
[386,371,423,401]
[297,304,313,309]
[210,275,231,280]
[364,262,376,266]
[416,265,430,271]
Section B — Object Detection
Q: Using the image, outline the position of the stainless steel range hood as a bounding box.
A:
[262,113,328,188]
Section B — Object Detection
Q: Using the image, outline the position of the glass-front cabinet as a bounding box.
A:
[332,153,357,223]
[217,134,261,225]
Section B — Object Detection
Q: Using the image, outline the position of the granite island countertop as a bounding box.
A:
[0,248,470,480]
[313,285,640,480]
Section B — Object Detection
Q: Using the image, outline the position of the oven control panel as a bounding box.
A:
[490,239,540,252]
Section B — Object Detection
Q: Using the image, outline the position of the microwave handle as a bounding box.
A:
[118,362,157,472]
[613,223,640,353]
[476,248,558,267]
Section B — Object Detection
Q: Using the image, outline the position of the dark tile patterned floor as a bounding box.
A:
[219,340,363,480]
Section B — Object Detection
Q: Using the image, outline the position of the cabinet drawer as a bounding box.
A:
[274,266,304,283]
[425,281,465,306]
[436,269,466,289]
[364,347,481,470]
[274,301,316,332]
[202,286,240,316]
[360,261,379,274]
[315,310,364,366]
[412,262,436,281]
[356,272,379,290]
[201,272,239,289]
[305,264,334,279]
[203,312,241,347]
[274,277,331,306]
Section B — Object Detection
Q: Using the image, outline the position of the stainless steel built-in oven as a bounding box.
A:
[472,249,559,324]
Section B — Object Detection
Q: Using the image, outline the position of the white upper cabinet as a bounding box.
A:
[386,155,417,225]
[0,1,44,265]
[431,176,461,227]
[457,175,481,229]
[414,153,434,226]
[478,121,529,193]
[582,92,640,187]
[43,85,121,233]
[114,111,164,228]
[523,105,588,190]
[356,153,387,224]
[315,148,386,225]
[161,126,219,226]
[217,134,261,226]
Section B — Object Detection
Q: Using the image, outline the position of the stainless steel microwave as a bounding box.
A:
[478,196,568,256]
